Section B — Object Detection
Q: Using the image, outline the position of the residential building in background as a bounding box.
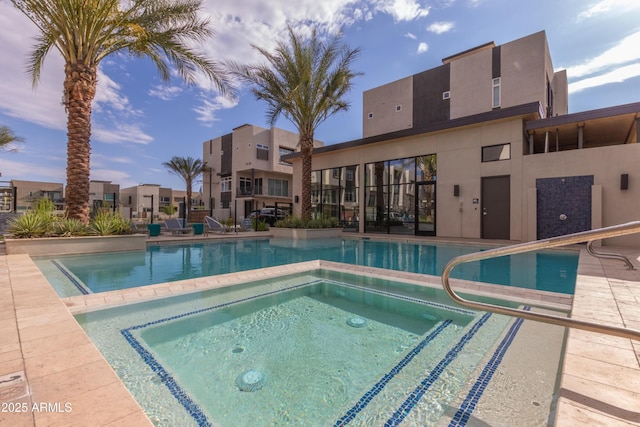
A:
[10,180,64,211]
[89,180,119,213]
[285,30,640,246]
[202,124,323,221]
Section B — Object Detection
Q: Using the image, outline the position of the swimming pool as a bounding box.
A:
[37,238,579,297]
[75,270,565,426]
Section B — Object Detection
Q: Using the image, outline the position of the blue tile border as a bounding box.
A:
[384,312,493,427]
[121,278,469,427]
[334,319,453,427]
[51,260,90,295]
[448,306,531,427]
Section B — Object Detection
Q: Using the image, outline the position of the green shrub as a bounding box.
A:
[89,210,133,236]
[8,211,53,238]
[253,218,269,231]
[275,216,340,229]
[54,218,89,237]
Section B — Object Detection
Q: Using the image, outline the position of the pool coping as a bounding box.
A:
[1,243,639,426]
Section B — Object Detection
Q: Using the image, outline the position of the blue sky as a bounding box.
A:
[0,0,639,191]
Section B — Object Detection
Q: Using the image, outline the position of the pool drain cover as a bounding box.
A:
[347,317,367,328]
[236,370,265,392]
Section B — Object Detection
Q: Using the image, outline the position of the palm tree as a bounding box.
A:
[12,0,232,223]
[163,156,206,224]
[0,125,24,148]
[234,25,361,221]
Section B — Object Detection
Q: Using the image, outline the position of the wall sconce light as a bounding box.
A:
[453,185,460,197]
[621,174,629,190]
[294,195,299,203]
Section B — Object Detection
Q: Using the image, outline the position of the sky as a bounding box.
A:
[0,0,639,191]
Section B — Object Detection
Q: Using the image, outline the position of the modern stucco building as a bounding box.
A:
[202,124,323,221]
[285,31,640,246]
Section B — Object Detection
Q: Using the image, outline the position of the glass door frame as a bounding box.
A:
[415,180,436,236]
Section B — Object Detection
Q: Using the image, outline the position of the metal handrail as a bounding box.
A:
[586,240,636,270]
[441,221,640,341]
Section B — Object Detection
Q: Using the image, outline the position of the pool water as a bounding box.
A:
[37,238,579,297]
[75,271,540,427]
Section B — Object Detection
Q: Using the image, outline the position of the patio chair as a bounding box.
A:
[204,216,228,235]
[164,218,194,235]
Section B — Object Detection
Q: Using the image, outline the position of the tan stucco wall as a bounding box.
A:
[362,76,413,137]
[500,31,547,112]
[449,47,493,119]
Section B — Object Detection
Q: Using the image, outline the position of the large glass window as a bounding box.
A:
[239,177,251,195]
[220,177,231,193]
[310,165,359,230]
[267,178,289,197]
[365,154,436,235]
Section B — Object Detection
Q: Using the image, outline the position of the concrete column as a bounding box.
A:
[527,188,537,242]
[578,124,584,149]
[544,131,549,153]
[591,185,602,246]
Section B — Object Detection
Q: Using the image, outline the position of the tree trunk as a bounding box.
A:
[186,185,192,224]
[64,63,97,224]
[300,136,314,222]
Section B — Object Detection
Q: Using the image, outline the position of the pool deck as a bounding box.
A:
[0,236,639,426]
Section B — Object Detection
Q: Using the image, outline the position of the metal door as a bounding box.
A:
[481,176,510,239]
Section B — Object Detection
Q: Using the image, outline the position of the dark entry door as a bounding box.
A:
[481,176,510,239]
[415,182,436,236]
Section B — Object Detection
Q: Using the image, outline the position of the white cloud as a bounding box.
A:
[194,95,239,125]
[569,63,640,93]
[405,32,417,40]
[371,0,430,21]
[427,21,454,34]
[0,3,66,130]
[0,158,65,182]
[417,42,429,54]
[90,168,133,185]
[149,85,184,101]
[92,153,134,167]
[578,0,640,20]
[564,31,640,79]
[93,123,154,145]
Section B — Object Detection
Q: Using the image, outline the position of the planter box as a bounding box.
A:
[5,234,148,256]
[269,227,344,239]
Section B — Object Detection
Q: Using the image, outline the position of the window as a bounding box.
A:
[442,91,450,100]
[254,178,263,195]
[256,143,269,161]
[268,178,289,197]
[239,177,251,195]
[492,77,501,108]
[346,168,354,182]
[482,143,511,162]
[279,147,294,165]
[220,177,231,192]
[395,105,402,112]
[367,112,374,119]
